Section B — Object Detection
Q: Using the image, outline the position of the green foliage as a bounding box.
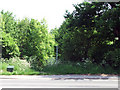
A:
[16,18,56,70]
[0,10,18,40]
[25,19,55,70]
[0,11,20,58]
[1,10,55,70]
[104,48,120,69]
[1,2,120,74]
[87,45,109,64]
[42,61,118,75]
[52,2,120,71]
[2,31,20,58]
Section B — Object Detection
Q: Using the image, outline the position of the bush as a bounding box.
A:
[2,31,20,58]
[104,48,120,69]
[27,56,44,71]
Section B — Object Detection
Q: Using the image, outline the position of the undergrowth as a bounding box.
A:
[0,57,119,75]
[42,61,119,75]
[0,57,47,75]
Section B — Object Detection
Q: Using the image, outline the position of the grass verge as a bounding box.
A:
[0,57,47,75]
[42,61,119,75]
[0,57,119,75]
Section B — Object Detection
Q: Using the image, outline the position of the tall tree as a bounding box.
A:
[0,11,20,58]
[54,1,120,69]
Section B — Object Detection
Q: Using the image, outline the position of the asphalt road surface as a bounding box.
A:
[0,75,119,88]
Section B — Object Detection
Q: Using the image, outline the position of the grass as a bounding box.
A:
[0,57,47,75]
[42,61,119,75]
[0,57,119,75]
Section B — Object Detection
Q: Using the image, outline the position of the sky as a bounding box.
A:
[0,0,84,31]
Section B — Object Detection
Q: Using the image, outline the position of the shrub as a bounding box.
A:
[104,48,120,69]
[27,56,43,71]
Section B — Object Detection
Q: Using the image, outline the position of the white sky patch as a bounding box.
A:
[0,0,84,31]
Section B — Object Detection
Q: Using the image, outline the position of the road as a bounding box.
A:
[0,75,119,88]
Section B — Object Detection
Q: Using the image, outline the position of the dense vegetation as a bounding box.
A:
[0,10,56,71]
[51,2,120,72]
[0,1,120,74]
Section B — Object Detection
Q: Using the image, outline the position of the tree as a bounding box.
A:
[0,11,56,70]
[1,31,20,58]
[0,11,20,59]
[18,18,55,70]
[0,10,18,41]
[54,1,120,70]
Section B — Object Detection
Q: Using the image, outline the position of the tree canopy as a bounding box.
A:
[1,1,120,71]
[51,2,120,69]
[0,11,55,70]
